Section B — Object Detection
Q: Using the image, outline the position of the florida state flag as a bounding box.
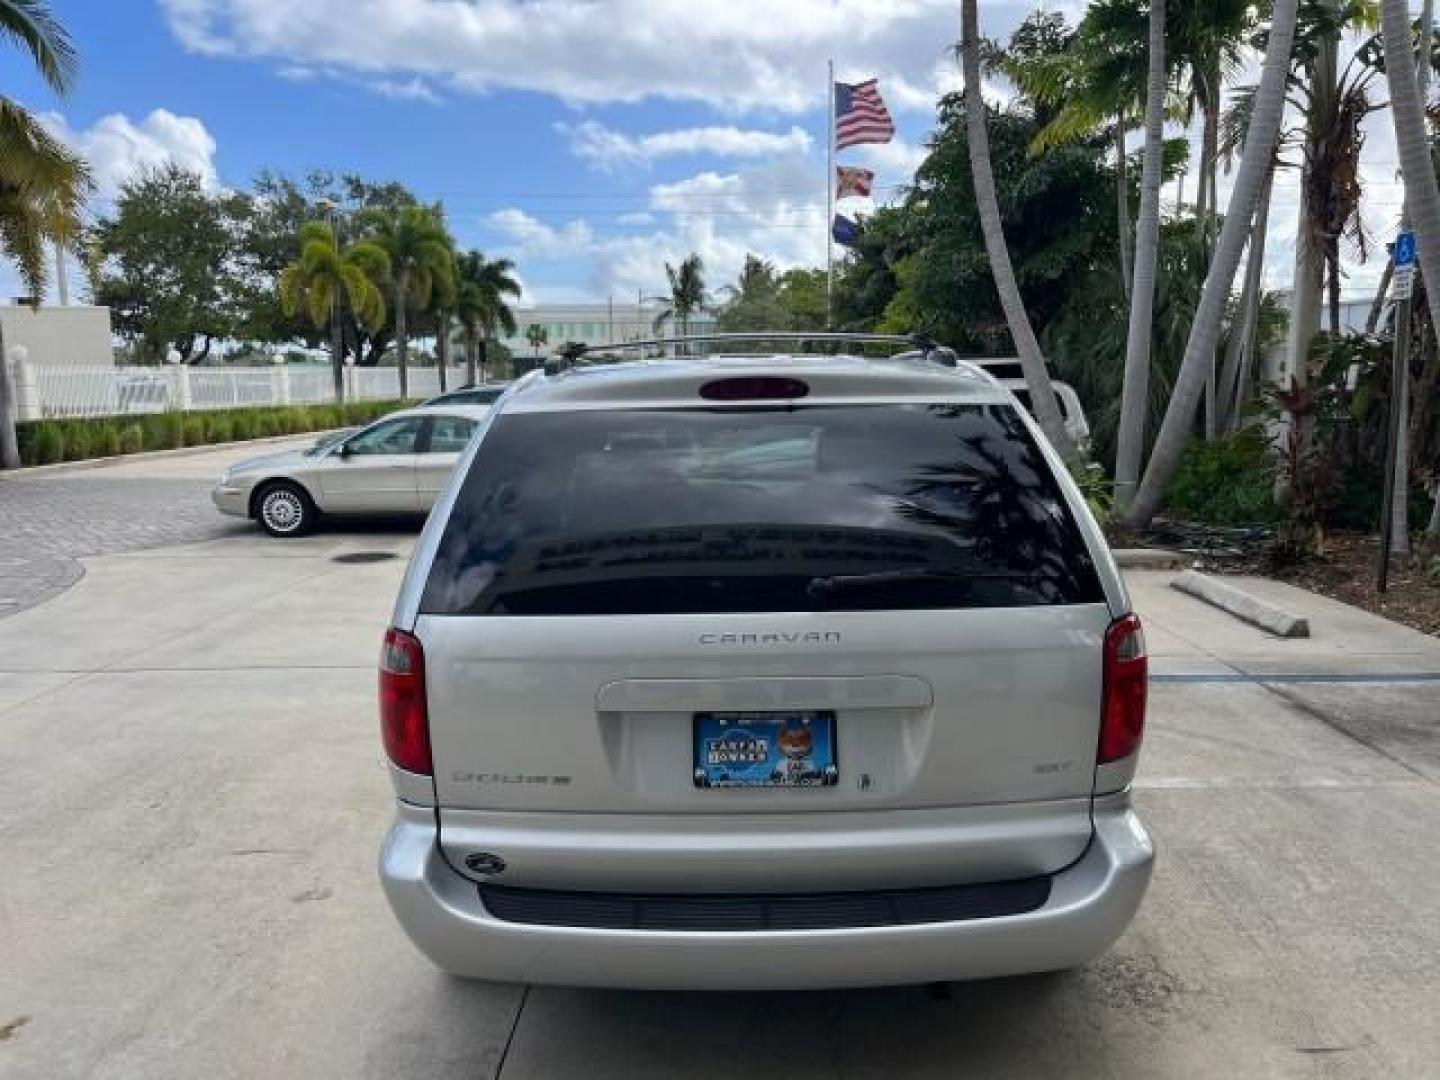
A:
[836,165,875,199]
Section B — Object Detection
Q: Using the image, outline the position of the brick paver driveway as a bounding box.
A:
[0,441,312,617]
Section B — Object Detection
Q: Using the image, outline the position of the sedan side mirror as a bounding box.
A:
[337,441,353,459]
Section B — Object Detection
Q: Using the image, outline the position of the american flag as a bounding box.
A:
[836,165,875,198]
[834,79,894,150]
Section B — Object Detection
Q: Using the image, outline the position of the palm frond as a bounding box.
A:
[0,0,78,95]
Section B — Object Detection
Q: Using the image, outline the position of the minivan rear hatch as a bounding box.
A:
[413,394,1111,871]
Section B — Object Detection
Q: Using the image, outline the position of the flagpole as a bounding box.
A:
[826,58,835,331]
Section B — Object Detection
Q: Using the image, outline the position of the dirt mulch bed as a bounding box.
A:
[1266,532,1440,638]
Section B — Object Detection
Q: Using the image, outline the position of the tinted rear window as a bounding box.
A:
[420,404,1102,615]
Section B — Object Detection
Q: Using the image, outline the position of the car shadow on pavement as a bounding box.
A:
[492,970,1134,1078]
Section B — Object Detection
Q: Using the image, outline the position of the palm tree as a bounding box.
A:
[1001,5,1144,299]
[960,0,1072,456]
[0,0,90,469]
[359,205,454,399]
[455,250,520,384]
[429,254,457,394]
[525,323,548,361]
[277,221,389,401]
[653,254,708,350]
[1282,3,1386,410]
[1381,0,1440,552]
[1125,0,1302,527]
[1113,0,1167,510]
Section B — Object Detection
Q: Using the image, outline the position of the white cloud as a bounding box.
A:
[159,0,1038,115]
[42,108,220,200]
[852,138,927,184]
[370,76,441,103]
[487,209,595,260]
[561,120,812,169]
[485,156,831,301]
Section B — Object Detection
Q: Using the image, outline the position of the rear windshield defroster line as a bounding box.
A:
[419,403,1102,616]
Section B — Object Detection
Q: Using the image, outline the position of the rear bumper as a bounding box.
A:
[379,793,1154,990]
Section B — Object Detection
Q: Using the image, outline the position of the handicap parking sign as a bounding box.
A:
[1395,231,1416,267]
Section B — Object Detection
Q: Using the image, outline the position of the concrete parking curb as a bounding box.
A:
[1170,570,1311,638]
[0,432,333,479]
[1113,548,1187,570]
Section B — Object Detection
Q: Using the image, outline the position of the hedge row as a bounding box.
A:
[16,401,415,467]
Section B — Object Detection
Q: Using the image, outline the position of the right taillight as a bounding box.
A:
[380,627,431,775]
[1099,613,1147,763]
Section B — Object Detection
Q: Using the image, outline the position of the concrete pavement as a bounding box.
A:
[2,444,1440,1078]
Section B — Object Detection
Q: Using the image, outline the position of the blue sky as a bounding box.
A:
[13,0,1016,306]
[13,1,1403,308]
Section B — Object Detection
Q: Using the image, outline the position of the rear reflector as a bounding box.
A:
[380,627,431,775]
[699,376,810,401]
[1099,614,1147,764]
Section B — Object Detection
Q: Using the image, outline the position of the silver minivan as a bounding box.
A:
[379,342,1153,990]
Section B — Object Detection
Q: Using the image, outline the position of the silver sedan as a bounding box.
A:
[212,404,491,537]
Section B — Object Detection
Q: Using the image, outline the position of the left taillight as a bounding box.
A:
[380,627,431,775]
[1098,613,1147,764]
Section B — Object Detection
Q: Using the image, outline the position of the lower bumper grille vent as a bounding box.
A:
[479,877,1051,931]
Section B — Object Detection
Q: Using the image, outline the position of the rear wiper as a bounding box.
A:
[805,567,1039,598]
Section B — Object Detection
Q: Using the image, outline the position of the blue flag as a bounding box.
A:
[832,213,861,247]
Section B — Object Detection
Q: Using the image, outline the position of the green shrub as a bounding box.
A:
[13,400,410,466]
[60,422,91,462]
[158,412,185,449]
[230,411,257,440]
[206,414,234,442]
[33,425,64,464]
[1164,432,1280,525]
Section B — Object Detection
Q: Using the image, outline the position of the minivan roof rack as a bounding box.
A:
[546,332,959,373]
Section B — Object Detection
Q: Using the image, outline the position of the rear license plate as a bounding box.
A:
[693,711,839,788]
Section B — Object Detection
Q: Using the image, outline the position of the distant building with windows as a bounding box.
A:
[500,302,718,362]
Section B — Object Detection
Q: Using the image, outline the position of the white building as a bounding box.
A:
[0,303,113,367]
[499,302,718,360]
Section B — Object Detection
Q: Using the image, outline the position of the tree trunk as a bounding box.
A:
[331,305,345,403]
[1200,79,1220,261]
[464,326,478,386]
[437,313,450,393]
[1366,260,1394,333]
[1327,249,1343,335]
[395,269,410,399]
[1199,77,1222,439]
[1383,0,1440,555]
[1115,117,1133,302]
[1218,159,1276,432]
[1284,9,1339,411]
[1125,0,1300,527]
[961,0,1073,457]
[0,322,19,469]
[1113,0,1167,510]
[1195,130,1210,227]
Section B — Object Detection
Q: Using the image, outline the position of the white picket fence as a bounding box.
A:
[16,363,460,420]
